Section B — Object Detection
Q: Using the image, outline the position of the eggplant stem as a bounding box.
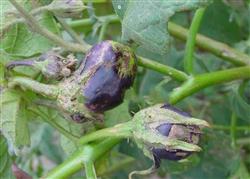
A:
[6,59,35,70]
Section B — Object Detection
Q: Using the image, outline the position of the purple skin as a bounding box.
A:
[152,104,200,168]
[80,41,136,112]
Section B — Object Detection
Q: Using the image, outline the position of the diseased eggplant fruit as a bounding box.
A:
[79,40,137,112]
[131,103,207,168]
[152,104,201,167]
[57,40,137,122]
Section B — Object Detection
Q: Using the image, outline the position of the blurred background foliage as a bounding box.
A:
[0,0,250,179]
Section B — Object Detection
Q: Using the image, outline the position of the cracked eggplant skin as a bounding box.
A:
[80,41,137,112]
[152,104,201,168]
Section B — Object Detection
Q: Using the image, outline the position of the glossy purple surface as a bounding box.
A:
[81,41,135,112]
[79,41,115,74]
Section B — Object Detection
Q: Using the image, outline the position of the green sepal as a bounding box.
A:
[134,104,210,127]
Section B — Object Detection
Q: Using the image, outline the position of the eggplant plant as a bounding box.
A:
[0,0,250,179]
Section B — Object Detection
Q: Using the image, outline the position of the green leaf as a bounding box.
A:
[0,89,30,147]
[229,87,250,122]
[200,0,245,44]
[104,100,131,127]
[30,123,64,163]
[0,135,15,179]
[112,0,209,54]
[230,160,250,179]
[1,1,59,58]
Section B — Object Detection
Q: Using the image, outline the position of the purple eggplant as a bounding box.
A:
[152,104,201,167]
[78,40,137,112]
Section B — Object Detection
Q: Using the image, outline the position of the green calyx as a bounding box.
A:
[135,104,210,127]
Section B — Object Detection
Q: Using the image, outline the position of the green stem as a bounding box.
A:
[230,113,237,148]
[8,76,59,98]
[98,21,109,42]
[137,57,188,82]
[184,8,206,74]
[168,22,250,66]
[68,14,250,66]
[45,138,121,179]
[8,0,91,53]
[237,137,250,145]
[169,66,250,104]
[69,14,119,28]
[212,125,250,131]
[79,121,133,145]
[84,162,97,179]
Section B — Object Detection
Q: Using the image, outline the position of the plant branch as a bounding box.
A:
[8,76,59,98]
[212,125,250,131]
[84,162,97,179]
[98,21,109,42]
[184,8,206,74]
[8,0,91,53]
[69,14,120,28]
[137,57,188,82]
[237,137,250,145]
[44,138,121,179]
[79,121,133,145]
[168,22,250,66]
[169,66,250,104]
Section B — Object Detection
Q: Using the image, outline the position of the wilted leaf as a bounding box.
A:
[112,0,209,54]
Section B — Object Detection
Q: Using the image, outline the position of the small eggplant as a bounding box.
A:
[78,40,137,112]
[131,103,209,168]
